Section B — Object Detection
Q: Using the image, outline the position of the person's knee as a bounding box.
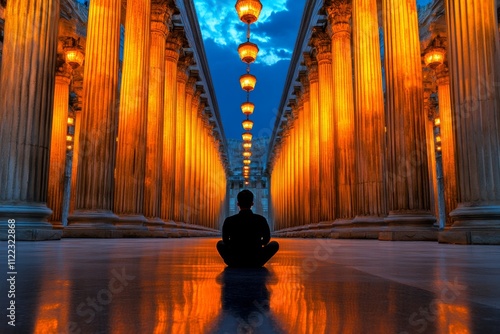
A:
[268,241,279,253]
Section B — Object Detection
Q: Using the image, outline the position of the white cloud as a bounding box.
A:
[194,0,292,66]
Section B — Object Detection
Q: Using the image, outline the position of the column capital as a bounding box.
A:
[151,2,174,38]
[185,73,198,95]
[436,63,450,86]
[56,61,73,85]
[325,0,351,36]
[298,70,310,95]
[176,52,193,82]
[309,26,332,64]
[303,52,319,82]
[165,30,186,61]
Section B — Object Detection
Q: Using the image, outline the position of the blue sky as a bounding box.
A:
[194,0,307,140]
[195,0,433,140]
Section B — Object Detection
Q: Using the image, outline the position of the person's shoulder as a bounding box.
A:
[252,213,268,222]
[224,214,239,223]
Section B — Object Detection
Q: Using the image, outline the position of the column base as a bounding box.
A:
[114,214,149,230]
[379,211,438,241]
[145,217,166,231]
[439,229,500,245]
[449,204,500,230]
[67,210,118,229]
[330,217,386,239]
[0,203,61,240]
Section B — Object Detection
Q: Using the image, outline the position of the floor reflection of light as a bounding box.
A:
[34,280,71,333]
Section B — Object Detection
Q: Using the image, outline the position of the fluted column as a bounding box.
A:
[68,0,121,228]
[299,72,312,225]
[327,1,356,221]
[161,32,182,222]
[304,54,321,225]
[383,0,435,227]
[445,0,500,228]
[0,0,60,236]
[48,64,73,225]
[183,75,197,223]
[114,0,151,228]
[352,0,387,224]
[310,28,336,222]
[435,65,456,226]
[173,53,191,222]
[144,5,170,223]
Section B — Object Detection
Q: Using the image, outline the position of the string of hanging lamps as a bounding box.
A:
[235,0,262,186]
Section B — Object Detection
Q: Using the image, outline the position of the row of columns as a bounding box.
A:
[270,0,500,233]
[0,0,228,235]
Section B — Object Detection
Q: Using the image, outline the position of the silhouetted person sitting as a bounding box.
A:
[217,190,279,267]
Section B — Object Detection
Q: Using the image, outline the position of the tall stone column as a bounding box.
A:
[436,65,457,227]
[304,54,321,225]
[114,0,151,228]
[310,29,336,222]
[327,0,356,221]
[68,0,121,229]
[183,75,198,223]
[299,72,312,225]
[48,63,73,225]
[173,53,192,222]
[382,0,435,229]
[161,32,183,222]
[0,0,60,239]
[445,0,500,230]
[144,4,170,224]
[352,0,387,224]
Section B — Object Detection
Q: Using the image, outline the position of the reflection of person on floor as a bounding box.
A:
[217,190,279,267]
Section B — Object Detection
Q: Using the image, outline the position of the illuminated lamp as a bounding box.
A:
[242,119,254,131]
[64,47,85,69]
[243,142,252,149]
[424,47,445,69]
[243,166,250,171]
[240,73,257,92]
[436,135,441,143]
[235,0,263,24]
[245,181,250,185]
[241,101,255,116]
[242,132,253,142]
[243,159,251,165]
[434,118,441,126]
[67,117,75,125]
[66,135,73,142]
[243,151,252,158]
[238,41,259,64]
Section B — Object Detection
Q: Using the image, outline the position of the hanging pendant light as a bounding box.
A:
[243,142,252,149]
[241,101,255,116]
[238,41,259,64]
[240,73,257,91]
[242,119,254,131]
[235,0,263,24]
[243,151,252,158]
[243,159,251,165]
[242,132,253,142]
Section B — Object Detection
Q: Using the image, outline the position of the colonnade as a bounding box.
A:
[269,0,500,241]
[0,0,228,239]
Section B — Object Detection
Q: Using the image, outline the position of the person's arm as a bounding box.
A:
[222,218,231,245]
[261,218,271,245]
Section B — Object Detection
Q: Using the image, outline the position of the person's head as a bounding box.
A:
[237,190,254,210]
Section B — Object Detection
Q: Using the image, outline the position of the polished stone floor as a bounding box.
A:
[1,238,500,333]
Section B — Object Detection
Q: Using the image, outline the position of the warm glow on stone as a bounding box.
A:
[238,41,259,63]
[242,119,254,131]
[241,101,255,115]
[240,73,257,92]
[235,0,263,24]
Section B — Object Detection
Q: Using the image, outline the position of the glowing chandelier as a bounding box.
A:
[235,0,262,184]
